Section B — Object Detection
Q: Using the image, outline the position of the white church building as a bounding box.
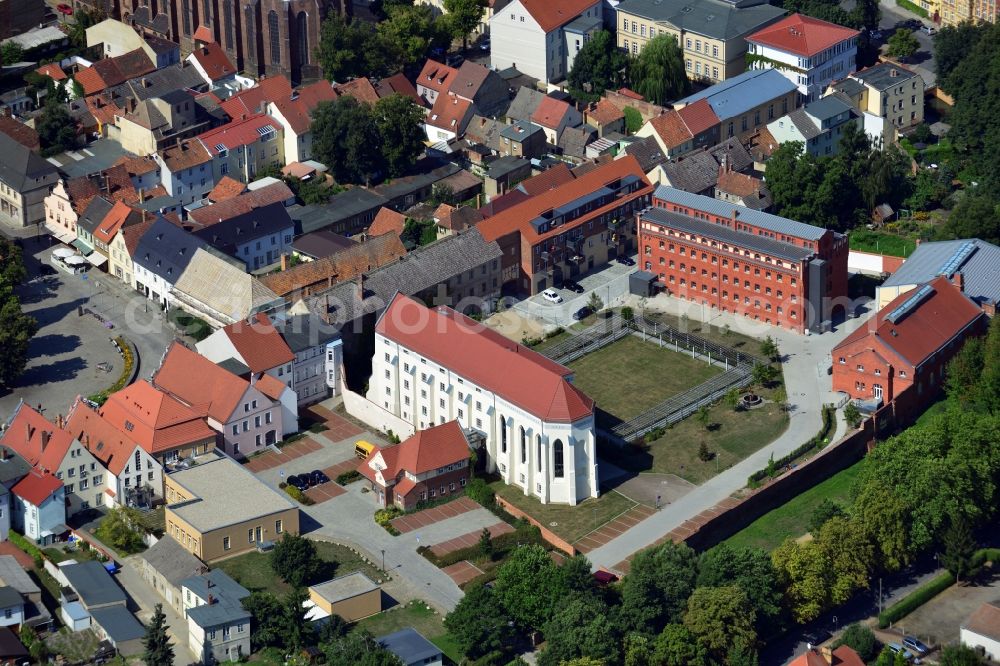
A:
[366,293,599,505]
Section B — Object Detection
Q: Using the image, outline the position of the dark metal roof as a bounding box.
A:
[62,561,126,608]
[378,628,442,665]
[290,188,389,234]
[137,536,205,587]
[134,215,209,282]
[193,201,294,255]
[274,313,340,352]
[89,605,145,642]
[0,132,58,192]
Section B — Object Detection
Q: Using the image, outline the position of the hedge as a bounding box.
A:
[748,405,835,486]
[895,0,929,17]
[9,532,44,568]
[282,485,315,505]
[878,571,954,628]
[87,336,136,406]
[336,470,362,485]
[418,524,544,569]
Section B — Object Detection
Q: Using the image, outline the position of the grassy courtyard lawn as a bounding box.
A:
[354,600,461,663]
[216,541,382,595]
[639,309,765,355]
[489,481,636,544]
[608,381,790,485]
[723,459,864,552]
[568,335,723,421]
[46,628,102,663]
[848,229,918,258]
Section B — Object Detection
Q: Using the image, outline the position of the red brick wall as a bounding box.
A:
[831,347,906,403]
[496,496,577,555]
[398,468,469,510]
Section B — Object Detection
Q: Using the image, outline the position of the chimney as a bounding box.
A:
[951,271,964,292]
[207,593,215,604]
[57,414,64,429]
[356,274,365,300]
[890,68,898,77]
[280,253,288,271]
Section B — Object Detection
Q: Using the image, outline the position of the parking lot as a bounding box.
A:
[513,255,638,326]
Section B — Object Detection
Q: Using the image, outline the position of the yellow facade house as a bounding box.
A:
[164,452,299,562]
[615,0,785,83]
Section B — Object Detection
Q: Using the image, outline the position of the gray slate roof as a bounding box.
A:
[0,132,57,192]
[89,605,145,643]
[785,108,821,140]
[134,215,209,282]
[0,555,39,597]
[662,150,722,194]
[77,196,115,236]
[275,313,341,352]
[829,78,865,97]
[881,238,1000,307]
[675,69,797,122]
[0,451,32,486]
[378,628,442,665]
[559,126,597,158]
[486,155,531,179]
[0,586,23,608]
[62,561,126,608]
[852,62,921,92]
[622,136,667,173]
[107,61,208,103]
[642,206,815,261]
[506,87,546,123]
[617,0,785,40]
[181,569,250,628]
[193,201,295,256]
[654,185,827,240]
[290,189,389,235]
[291,229,355,260]
[137,536,206,587]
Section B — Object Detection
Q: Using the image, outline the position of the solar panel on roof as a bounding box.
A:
[256,125,276,135]
[936,240,977,277]
[214,143,227,152]
[886,284,935,324]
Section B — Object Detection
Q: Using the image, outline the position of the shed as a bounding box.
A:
[629,270,656,297]
[60,601,90,631]
[90,605,145,655]
[307,572,381,622]
[378,628,443,666]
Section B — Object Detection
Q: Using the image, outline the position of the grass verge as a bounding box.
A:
[354,600,461,663]
[215,541,382,595]
[489,482,636,544]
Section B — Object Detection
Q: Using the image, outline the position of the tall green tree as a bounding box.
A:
[946,337,985,407]
[242,591,284,649]
[938,194,1000,245]
[538,596,622,666]
[772,539,833,624]
[834,623,879,661]
[280,587,310,651]
[652,624,708,666]
[1,42,23,66]
[94,505,146,554]
[377,4,447,71]
[935,21,987,89]
[493,544,563,630]
[36,98,77,157]
[444,583,515,659]
[142,604,174,666]
[311,97,386,184]
[887,29,920,59]
[619,541,698,633]
[321,630,403,665]
[442,0,487,48]
[941,515,978,582]
[629,34,690,105]
[0,239,36,390]
[683,586,757,662]
[568,30,629,101]
[315,15,387,81]
[940,643,987,665]
[373,93,426,178]
[815,516,873,606]
[270,533,323,588]
[696,544,784,636]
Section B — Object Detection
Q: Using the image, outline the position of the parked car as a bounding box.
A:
[616,255,636,266]
[573,306,592,321]
[920,24,935,34]
[902,637,929,656]
[57,3,73,14]
[310,469,330,485]
[446,54,465,68]
[887,643,917,663]
[480,39,491,51]
[541,288,563,304]
[562,280,584,293]
[870,29,883,39]
[287,474,308,491]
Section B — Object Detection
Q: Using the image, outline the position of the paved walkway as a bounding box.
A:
[573,504,656,554]
[391,497,480,533]
[585,293,869,571]
[243,436,323,472]
[441,561,484,586]
[305,478,347,504]
[429,523,514,558]
[307,405,365,441]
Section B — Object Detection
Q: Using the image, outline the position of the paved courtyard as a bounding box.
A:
[390,497,481,534]
[243,436,324,472]
[441,561,485,586]
[428,523,514,558]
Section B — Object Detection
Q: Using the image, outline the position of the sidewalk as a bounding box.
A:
[585,294,871,571]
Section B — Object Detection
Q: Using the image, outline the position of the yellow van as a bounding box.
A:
[354,440,375,459]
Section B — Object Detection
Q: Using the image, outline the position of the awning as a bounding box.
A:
[41,523,68,537]
[47,225,77,245]
[72,239,93,255]
[85,252,108,267]
[52,247,76,258]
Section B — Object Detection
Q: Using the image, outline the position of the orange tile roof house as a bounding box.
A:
[790,646,865,666]
[99,381,217,465]
[477,156,652,295]
[530,96,584,145]
[367,208,407,240]
[358,421,471,509]
[65,398,162,508]
[196,114,284,185]
[266,80,338,163]
[187,43,236,83]
[416,60,458,106]
[635,100,722,159]
[832,275,989,409]
[584,99,626,137]
[11,470,66,546]
[425,95,475,142]
[153,342,292,459]
[363,293,598,505]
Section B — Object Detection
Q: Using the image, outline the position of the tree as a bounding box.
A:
[697,544,784,636]
[0,239,37,390]
[493,544,562,630]
[567,30,629,101]
[815,516,873,606]
[887,29,920,59]
[316,15,386,82]
[558,554,598,597]
[311,97,385,184]
[1,42,23,66]
[696,406,710,430]
[478,527,494,559]
[851,483,911,572]
[652,624,708,666]
[760,336,779,363]
[444,583,515,659]
[875,647,910,666]
[940,643,987,666]
[623,107,643,134]
[443,0,487,49]
[807,498,845,535]
[321,630,404,665]
[587,292,604,313]
[36,98,77,157]
[844,402,862,428]
[724,388,742,411]
[938,194,1000,245]
[242,591,283,649]
[941,516,977,582]
[683,586,757,661]
[142,604,174,666]
[377,4,445,71]
[94,505,146,554]
[619,541,698,633]
[834,623,879,662]
[773,386,788,413]
[538,596,621,666]
[946,336,984,407]
[726,639,760,666]
[697,441,713,462]
[750,363,777,390]
[935,21,987,89]
[851,0,881,32]
[280,587,310,651]
[373,93,426,177]
[772,539,832,624]
[629,34,690,105]
[624,633,653,666]
[270,533,322,588]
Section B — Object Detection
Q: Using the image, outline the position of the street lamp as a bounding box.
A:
[381,549,385,573]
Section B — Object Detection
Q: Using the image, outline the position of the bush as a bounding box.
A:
[418,524,543,568]
[283,485,315,505]
[375,506,402,535]
[465,478,495,507]
[895,0,929,16]
[747,406,835,486]
[834,623,879,661]
[336,470,362,485]
[87,336,136,406]
[878,571,954,628]
[9,531,44,569]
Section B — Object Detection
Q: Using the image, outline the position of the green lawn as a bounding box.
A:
[216,541,382,595]
[848,230,918,258]
[354,600,461,663]
[639,309,764,355]
[489,481,636,544]
[608,382,790,485]
[723,460,864,552]
[568,335,723,421]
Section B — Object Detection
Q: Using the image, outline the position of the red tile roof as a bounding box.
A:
[193,25,215,43]
[85,94,123,127]
[218,313,295,373]
[359,421,469,485]
[0,116,40,152]
[255,374,287,401]
[749,13,860,58]
[717,170,764,198]
[335,77,380,105]
[433,203,483,231]
[834,276,986,368]
[520,0,600,32]
[427,94,473,133]
[964,601,1000,642]
[35,63,67,81]
[531,96,571,129]
[518,162,574,196]
[187,181,293,226]
[269,80,338,134]
[207,176,246,203]
[790,647,865,666]
[153,342,254,422]
[114,154,158,177]
[676,98,719,136]
[221,76,294,118]
[93,200,138,244]
[12,470,62,507]
[368,207,407,238]
[648,111,693,149]
[0,402,75,472]
[191,42,236,81]
[376,294,594,422]
[99,380,215,454]
[478,155,650,245]
[65,399,139,475]
[587,98,624,126]
[616,87,645,100]
[121,217,155,255]
[160,139,213,171]
[198,113,280,155]
[375,73,422,106]
[417,60,458,98]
